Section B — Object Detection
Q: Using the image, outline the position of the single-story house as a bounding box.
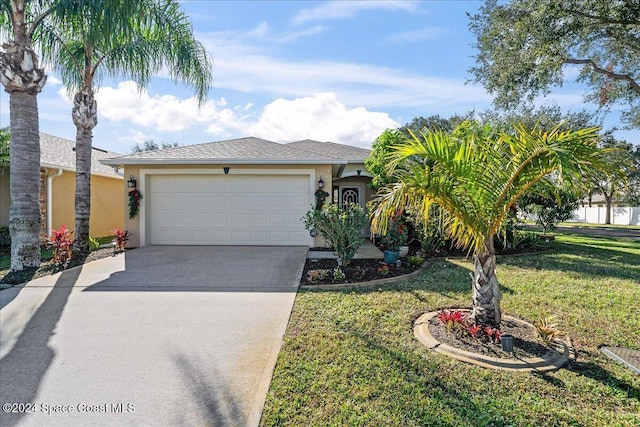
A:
[0,133,124,240]
[100,137,375,247]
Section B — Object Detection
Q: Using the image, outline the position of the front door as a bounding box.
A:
[340,187,360,207]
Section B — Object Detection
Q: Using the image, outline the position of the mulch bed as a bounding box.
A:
[427,313,552,360]
[0,247,124,285]
[302,258,421,285]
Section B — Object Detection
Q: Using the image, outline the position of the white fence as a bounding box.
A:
[569,206,640,226]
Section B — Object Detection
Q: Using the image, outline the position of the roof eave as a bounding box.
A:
[100,158,347,166]
[41,163,123,179]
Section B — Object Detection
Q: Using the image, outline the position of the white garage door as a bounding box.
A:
[148,174,311,245]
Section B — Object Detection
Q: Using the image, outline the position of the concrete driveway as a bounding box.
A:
[0,246,307,427]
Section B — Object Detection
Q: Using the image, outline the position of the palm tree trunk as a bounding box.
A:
[8,91,42,270]
[604,193,612,225]
[72,89,97,254]
[470,240,502,327]
[1,36,47,271]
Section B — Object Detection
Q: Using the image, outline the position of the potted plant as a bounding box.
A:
[381,214,407,264]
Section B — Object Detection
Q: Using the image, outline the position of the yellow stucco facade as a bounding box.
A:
[0,167,123,238]
[49,171,124,237]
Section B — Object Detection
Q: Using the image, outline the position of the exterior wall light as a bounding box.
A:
[223,167,230,174]
[356,169,362,176]
[127,175,137,188]
[318,177,324,188]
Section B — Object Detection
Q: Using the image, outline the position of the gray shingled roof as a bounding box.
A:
[101,137,344,165]
[40,133,123,178]
[286,139,370,162]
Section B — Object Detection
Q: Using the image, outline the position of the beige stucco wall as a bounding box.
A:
[50,170,124,238]
[0,168,9,226]
[122,164,333,248]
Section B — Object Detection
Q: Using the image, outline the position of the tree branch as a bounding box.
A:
[565,58,640,94]
[562,7,640,26]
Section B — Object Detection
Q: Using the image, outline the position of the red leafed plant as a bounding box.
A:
[438,310,467,331]
[468,324,483,339]
[113,227,131,251]
[437,309,502,343]
[49,225,73,265]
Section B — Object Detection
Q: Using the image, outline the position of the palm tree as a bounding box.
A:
[0,1,51,271]
[39,0,212,252]
[370,121,619,327]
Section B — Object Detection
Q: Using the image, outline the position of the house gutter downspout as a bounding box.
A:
[47,168,63,235]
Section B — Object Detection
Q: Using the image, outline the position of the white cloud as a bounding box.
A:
[201,34,491,110]
[118,130,154,144]
[92,81,234,132]
[292,1,418,25]
[387,27,449,44]
[245,93,399,148]
[71,82,397,148]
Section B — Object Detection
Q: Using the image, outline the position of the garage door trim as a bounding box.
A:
[138,168,316,246]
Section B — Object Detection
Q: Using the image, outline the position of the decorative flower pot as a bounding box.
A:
[399,245,409,257]
[383,250,400,264]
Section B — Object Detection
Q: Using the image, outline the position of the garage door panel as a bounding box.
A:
[149,174,310,245]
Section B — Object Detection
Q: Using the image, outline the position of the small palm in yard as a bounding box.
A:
[370,121,622,327]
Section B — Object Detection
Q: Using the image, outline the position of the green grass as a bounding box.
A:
[261,235,640,426]
[558,222,640,230]
[0,247,53,269]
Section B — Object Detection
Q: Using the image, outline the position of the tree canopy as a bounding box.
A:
[131,140,180,153]
[469,0,640,128]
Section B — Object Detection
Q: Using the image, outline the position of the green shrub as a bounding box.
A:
[408,255,425,268]
[88,236,101,251]
[303,203,368,266]
[0,225,9,246]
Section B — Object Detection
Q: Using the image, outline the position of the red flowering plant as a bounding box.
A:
[381,212,407,251]
[128,188,143,219]
[49,225,73,265]
[437,310,502,343]
[113,227,131,251]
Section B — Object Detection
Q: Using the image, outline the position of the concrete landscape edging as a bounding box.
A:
[414,311,577,372]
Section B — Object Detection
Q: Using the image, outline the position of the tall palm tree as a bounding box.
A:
[370,121,619,327]
[0,1,51,271]
[40,0,212,252]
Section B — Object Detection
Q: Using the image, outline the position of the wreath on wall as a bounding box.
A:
[128,188,143,219]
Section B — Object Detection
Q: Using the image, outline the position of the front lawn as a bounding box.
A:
[261,235,640,426]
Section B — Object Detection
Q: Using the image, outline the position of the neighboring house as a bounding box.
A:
[101,137,374,247]
[0,133,124,240]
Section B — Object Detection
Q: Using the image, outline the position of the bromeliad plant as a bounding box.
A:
[49,225,74,266]
[437,310,502,343]
[370,121,621,327]
[113,227,131,251]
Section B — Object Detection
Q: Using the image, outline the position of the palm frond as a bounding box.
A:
[370,120,620,256]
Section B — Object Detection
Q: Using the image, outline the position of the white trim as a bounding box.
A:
[46,168,63,234]
[339,170,373,178]
[138,168,316,247]
[103,158,343,166]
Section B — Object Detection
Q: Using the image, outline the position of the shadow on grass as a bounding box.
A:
[566,358,640,402]
[0,254,86,427]
[338,322,513,426]
[498,238,640,280]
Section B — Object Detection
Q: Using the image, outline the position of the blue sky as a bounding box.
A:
[0,0,637,154]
